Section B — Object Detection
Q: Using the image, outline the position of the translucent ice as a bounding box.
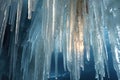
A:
[0,0,120,80]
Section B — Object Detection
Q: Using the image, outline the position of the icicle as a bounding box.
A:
[28,0,38,19]
[9,0,23,80]
[8,0,17,31]
[0,7,9,54]
[52,0,55,37]
[28,0,32,19]
[62,0,70,71]
[0,0,11,54]
[15,0,22,44]
[83,0,90,61]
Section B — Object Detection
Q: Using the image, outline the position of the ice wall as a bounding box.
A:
[0,0,120,80]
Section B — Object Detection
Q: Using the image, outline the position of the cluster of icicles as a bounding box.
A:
[0,0,120,80]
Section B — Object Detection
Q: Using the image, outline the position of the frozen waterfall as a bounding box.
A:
[0,0,120,80]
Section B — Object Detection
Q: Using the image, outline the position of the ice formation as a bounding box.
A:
[0,0,120,80]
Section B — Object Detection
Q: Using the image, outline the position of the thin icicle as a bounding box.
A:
[0,7,9,54]
[15,0,22,44]
[28,0,32,19]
